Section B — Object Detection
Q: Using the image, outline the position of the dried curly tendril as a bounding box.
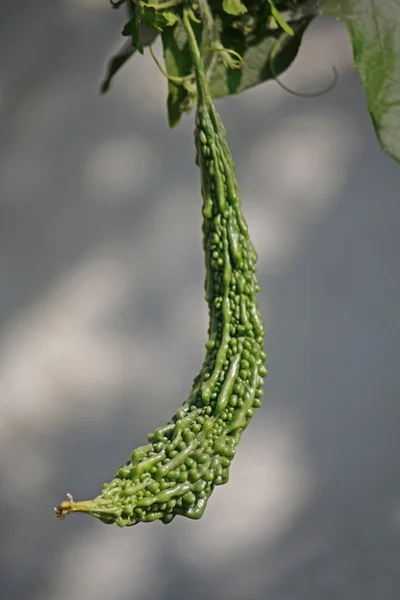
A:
[55,8,267,528]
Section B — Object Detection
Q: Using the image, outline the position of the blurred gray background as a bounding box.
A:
[1,1,400,599]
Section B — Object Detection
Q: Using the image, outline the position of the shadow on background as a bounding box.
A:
[1,2,400,600]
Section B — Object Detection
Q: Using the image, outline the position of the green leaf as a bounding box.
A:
[102,1,155,92]
[122,14,144,54]
[101,21,159,94]
[141,6,171,32]
[208,14,312,99]
[160,1,315,126]
[161,20,195,127]
[100,42,136,93]
[222,0,247,17]
[321,0,400,163]
[162,11,179,27]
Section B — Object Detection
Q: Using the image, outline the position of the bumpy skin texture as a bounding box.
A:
[56,12,267,528]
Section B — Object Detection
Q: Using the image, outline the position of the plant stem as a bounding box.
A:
[149,43,193,84]
[182,8,212,108]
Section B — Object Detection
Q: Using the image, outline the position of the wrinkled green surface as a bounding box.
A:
[322,0,400,163]
[57,10,267,528]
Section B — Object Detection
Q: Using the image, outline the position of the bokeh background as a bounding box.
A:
[1,1,400,599]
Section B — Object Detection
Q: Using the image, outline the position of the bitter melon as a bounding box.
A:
[55,8,267,527]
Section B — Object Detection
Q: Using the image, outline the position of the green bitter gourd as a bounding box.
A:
[55,8,267,527]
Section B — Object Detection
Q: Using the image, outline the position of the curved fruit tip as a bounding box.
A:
[54,492,74,520]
